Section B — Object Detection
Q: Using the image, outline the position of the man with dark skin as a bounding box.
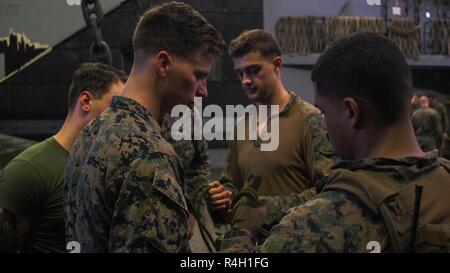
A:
[220,32,450,253]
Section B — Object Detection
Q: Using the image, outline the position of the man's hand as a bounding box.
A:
[207,181,233,211]
[231,178,266,235]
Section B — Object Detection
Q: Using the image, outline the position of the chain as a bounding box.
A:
[81,0,112,65]
[135,0,149,16]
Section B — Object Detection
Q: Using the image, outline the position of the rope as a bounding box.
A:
[431,19,450,56]
[279,16,322,55]
[276,15,450,60]
[278,16,386,55]
[81,0,113,65]
[325,16,386,45]
[388,18,421,60]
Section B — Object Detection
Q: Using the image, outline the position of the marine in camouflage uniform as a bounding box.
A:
[64,96,189,253]
[159,112,210,215]
[220,151,450,253]
[430,100,449,154]
[213,30,337,226]
[258,94,338,228]
[220,32,450,254]
[220,92,336,191]
[430,99,449,136]
[412,106,443,152]
[217,92,337,236]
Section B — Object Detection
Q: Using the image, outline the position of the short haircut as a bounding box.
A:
[228,29,282,59]
[132,2,225,64]
[311,32,413,125]
[67,63,127,111]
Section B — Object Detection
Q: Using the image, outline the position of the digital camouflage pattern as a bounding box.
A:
[159,112,210,214]
[64,96,189,253]
[299,97,337,180]
[220,152,450,253]
[259,187,317,227]
[221,190,384,253]
[412,107,443,152]
[245,92,338,229]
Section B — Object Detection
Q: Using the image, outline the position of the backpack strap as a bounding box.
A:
[379,202,402,253]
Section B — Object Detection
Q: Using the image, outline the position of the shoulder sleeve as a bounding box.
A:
[259,187,317,228]
[304,111,337,180]
[0,160,44,216]
[109,155,189,253]
[299,120,316,184]
[261,191,382,253]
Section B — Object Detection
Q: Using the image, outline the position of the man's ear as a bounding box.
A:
[78,91,93,113]
[273,56,283,71]
[155,51,172,78]
[342,97,361,129]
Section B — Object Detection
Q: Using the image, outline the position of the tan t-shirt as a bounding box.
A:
[220,92,335,196]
